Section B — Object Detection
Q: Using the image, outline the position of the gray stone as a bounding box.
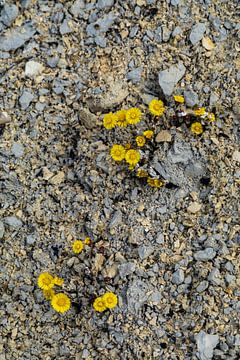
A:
[126,67,142,84]
[196,280,209,293]
[26,234,36,245]
[97,0,114,9]
[79,107,97,129]
[118,262,136,278]
[130,26,139,38]
[171,0,180,5]
[127,279,148,312]
[47,56,59,68]
[225,274,235,284]
[184,90,199,107]
[172,269,185,285]
[25,61,44,78]
[209,92,219,105]
[95,35,106,48]
[158,62,186,96]
[195,331,219,360]
[156,232,164,244]
[185,162,206,178]
[0,221,5,239]
[172,26,182,37]
[162,26,171,42]
[169,140,193,164]
[11,142,24,158]
[86,13,116,37]
[109,210,122,228]
[138,245,154,260]
[0,4,19,26]
[70,0,85,17]
[194,248,216,261]
[60,19,72,35]
[0,24,36,51]
[4,216,23,229]
[208,268,221,285]
[190,23,206,45]
[19,90,34,109]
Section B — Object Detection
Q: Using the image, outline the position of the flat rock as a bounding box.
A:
[195,331,219,360]
[86,13,116,37]
[11,142,24,158]
[126,67,142,84]
[127,279,148,313]
[190,23,206,45]
[25,61,44,78]
[70,0,85,17]
[168,139,193,164]
[109,210,122,228]
[4,216,23,229]
[172,269,185,285]
[155,130,172,142]
[158,62,186,96]
[0,4,19,26]
[232,150,240,162]
[118,262,136,278]
[19,90,34,110]
[194,248,216,261]
[0,24,36,51]
[138,245,154,260]
[97,0,114,9]
[79,108,97,129]
[184,90,199,107]
[187,202,201,214]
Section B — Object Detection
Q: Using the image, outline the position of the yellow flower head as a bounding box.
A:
[143,130,154,139]
[102,292,118,309]
[51,293,71,313]
[72,240,84,254]
[191,122,203,135]
[116,109,128,127]
[110,144,126,162]
[173,95,185,103]
[43,289,55,300]
[207,113,215,122]
[136,135,146,147]
[126,108,142,125]
[147,178,164,188]
[103,112,117,129]
[84,237,91,245]
[194,108,206,117]
[93,297,107,312]
[125,149,141,167]
[37,272,54,291]
[137,169,148,178]
[149,99,165,116]
[53,277,64,286]
[124,143,131,150]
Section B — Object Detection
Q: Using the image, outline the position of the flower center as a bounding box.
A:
[57,299,66,307]
[43,278,51,285]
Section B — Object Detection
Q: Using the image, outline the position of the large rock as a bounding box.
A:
[158,62,186,96]
[194,248,216,261]
[0,24,36,51]
[190,23,206,45]
[195,331,219,360]
[25,61,44,78]
[0,4,19,26]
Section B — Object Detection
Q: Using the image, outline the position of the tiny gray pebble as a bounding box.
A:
[196,280,209,293]
[172,269,185,285]
[19,90,34,110]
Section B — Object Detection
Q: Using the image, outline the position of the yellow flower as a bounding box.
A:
[51,293,71,313]
[84,237,91,245]
[136,135,146,147]
[191,122,203,135]
[110,144,126,162]
[143,130,154,139]
[137,169,148,178]
[207,113,215,122]
[102,292,118,309]
[149,99,165,116]
[147,178,164,188]
[93,297,107,312]
[43,289,55,300]
[125,149,141,167]
[124,143,131,150]
[103,112,117,129]
[194,108,206,116]
[116,109,128,127]
[126,108,142,125]
[37,272,54,291]
[173,95,185,103]
[53,277,64,286]
[72,240,84,254]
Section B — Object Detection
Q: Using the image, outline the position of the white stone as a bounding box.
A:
[25,61,44,78]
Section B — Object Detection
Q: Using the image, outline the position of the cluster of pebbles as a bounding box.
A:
[0,0,239,359]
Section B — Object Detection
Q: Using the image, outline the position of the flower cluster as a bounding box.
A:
[72,237,91,254]
[93,292,118,312]
[37,272,71,313]
[103,107,142,129]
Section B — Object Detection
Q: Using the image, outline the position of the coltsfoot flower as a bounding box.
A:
[194,108,206,117]
[143,130,154,139]
[53,277,64,286]
[102,292,118,309]
[173,95,185,103]
[93,297,107,312]
[126,108,142,125]
[103,112,117,129]
[207,113,215,122]
[125,149,141,167]
[38,272,54,291]
[43,289,55,300]
[110,144,126,162]
[116,109,128,127]
[51,293,71,313]
[191,122,203,135]
[147,178,164,188]
[149,99,165,116]
[72,240,84,254]
[136,135,146,147]
[137,169,148,178]
[84,237,91,245]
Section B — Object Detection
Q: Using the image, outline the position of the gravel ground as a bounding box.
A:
[0,0,239,359]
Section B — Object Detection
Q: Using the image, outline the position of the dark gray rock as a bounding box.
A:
[184,90,199,107]
[194,248,216,261]
[0,24,36,51]
[190,23,206,45]
[126,67,142,84]
[0,4,19,26]
[19,90,34,110]
[158,62,186,96]
[172,269,185,285]
[195,331,219,360]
